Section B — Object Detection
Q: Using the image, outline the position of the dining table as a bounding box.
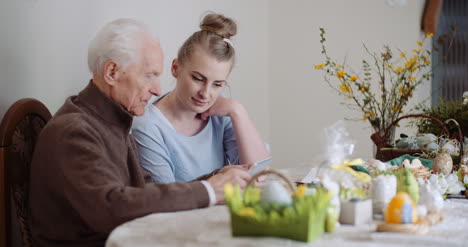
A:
[105,165,468,247]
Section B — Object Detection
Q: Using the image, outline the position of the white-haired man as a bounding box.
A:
[29,19,251,247]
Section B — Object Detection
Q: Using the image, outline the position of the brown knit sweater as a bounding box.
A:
[29,82,210,247]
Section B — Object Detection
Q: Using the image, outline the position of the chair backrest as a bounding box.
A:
[0,99,52,247]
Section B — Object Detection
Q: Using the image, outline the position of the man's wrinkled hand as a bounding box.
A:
[207,166,251,204]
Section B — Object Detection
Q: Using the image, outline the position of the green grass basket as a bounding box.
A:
[224,169,331,242]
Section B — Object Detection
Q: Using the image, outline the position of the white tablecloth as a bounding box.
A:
[106,199,468,247]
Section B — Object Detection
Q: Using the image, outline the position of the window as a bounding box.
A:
[431,0,468,105]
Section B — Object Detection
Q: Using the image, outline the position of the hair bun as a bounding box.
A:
[200,13,237,39]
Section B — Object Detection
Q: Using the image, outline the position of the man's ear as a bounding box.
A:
[171,59,179,78]
[103,60,120,85]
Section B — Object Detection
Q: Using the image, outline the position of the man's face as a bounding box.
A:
[113,37,163,116]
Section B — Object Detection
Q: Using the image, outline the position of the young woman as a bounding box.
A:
[132,13,269,183]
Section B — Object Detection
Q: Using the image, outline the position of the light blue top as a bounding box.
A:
[132,96,239,183]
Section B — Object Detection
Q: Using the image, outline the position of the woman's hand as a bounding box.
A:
[200,97,244,120]
[217,164,252,174]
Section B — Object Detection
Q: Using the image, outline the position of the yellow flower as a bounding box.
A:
[339,83,351,94]
[240,207,255,217]
[295,185,307,198]
[406,59,418,72]
[363,111,375,119]
[314,64,325,69]
[398,86,414,97]
[405,58,417,70]
[224,184,233,197]
[395,66,403,74]
[425,32,434,38]
[315,28,433,135]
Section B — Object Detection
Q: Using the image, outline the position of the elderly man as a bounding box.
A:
[29,19,251,247]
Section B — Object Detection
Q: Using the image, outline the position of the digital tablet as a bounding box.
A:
[249,157,272,176]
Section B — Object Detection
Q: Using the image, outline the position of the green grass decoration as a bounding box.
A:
[224,184,331,242]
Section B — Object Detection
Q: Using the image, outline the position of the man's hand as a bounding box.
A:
[207,165,251,204]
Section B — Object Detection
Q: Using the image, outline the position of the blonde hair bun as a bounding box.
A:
[200,13,237,39]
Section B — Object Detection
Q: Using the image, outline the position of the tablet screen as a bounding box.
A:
[249,157,272,176]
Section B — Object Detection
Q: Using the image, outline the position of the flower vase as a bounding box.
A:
[384,126,396,146]
[371,126,396,160]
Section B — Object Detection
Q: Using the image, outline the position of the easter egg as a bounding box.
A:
[396,138,410,149]
[426,142,439,151]
[401,159,411,168]
[385,192,418,224]
[433,153,453,175]
[260,181,292,205]
[442,142,457,156]
[415,133,437,147]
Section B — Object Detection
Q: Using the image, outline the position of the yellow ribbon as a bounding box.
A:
[331,158,371,184]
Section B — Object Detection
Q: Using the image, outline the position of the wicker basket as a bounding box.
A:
[370,114,452,162]
[225,169,331,243]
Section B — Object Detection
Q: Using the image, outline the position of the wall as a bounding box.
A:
[269,0,430,167]
[0,0,270,140]
[0,0,432,167]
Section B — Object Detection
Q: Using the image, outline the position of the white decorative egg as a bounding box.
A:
[260,181,292,205]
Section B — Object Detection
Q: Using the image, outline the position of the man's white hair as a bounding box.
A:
[88,18,155,75]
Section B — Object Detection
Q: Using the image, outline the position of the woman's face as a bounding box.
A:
[172,50,232,114]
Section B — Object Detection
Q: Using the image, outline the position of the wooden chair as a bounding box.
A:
[0,99,52,247]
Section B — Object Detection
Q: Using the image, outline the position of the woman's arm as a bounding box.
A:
[201,97,269,164]
[132,126,176,183]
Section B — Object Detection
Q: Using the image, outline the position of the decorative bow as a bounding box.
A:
[331,158,371,184]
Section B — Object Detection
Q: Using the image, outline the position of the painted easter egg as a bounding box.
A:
[385,192,418,224]
[433,153,453,175]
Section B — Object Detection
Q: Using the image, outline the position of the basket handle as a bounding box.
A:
[380,114,449,144]
[245,169,296,196]
[443,118,464,158]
